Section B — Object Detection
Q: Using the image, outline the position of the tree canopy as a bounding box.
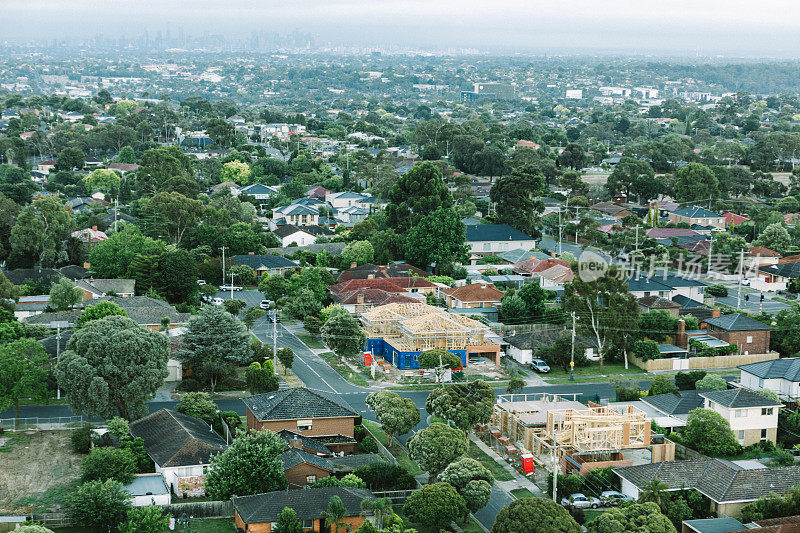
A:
[205,429,288,499]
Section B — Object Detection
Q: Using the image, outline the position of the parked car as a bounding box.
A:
[260,300,271,310]
[211,297,224,306]
[267,312,281,323]
[197,279,207,286]
[561,493,600,509]
[741,279,751,286]
[600,491,633,507]
[530,359,551,373]
[220,284,243,292]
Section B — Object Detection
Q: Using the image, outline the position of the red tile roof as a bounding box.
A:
[332,288,417,305]
[441,283,504,302]
[723,212,748,226]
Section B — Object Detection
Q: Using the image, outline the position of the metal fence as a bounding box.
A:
[0,415,87,432]
[372,489,416,504]
[361,424,399,466]
[30,512,71,528]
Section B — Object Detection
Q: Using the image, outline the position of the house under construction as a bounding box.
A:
[493,393,673,475]
[361,302,501,369]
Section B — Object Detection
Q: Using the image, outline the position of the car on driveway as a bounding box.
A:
[561,493,600,509]
[197,279,206,285]
[530,358,551,373]
[211,297,224,306]
[260,300,271,310]
[600,490,633,507]
[220,284,243,291]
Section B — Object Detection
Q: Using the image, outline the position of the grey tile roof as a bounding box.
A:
[699,388,781,408]
[76,278,136,295]
[705,314,772,332]
[87,296,189,326]
[465,224,534,242]
[279,447,333,472]
[738,358,800,381]
[642,389,705,416]
[24,310,82,326]
[673,206,723,219]
[277,429,333,455]
[681,517,743,533]
[130,409,228,468]
[243,388,358,421]
[233,487,374,524]
[231,254,299,270]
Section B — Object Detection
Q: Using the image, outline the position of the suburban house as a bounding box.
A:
[614,459,800,518]
[504,329,597,365]
[331,288,418,314]
[271,203,321,227]
[273,224,333,247]
[512,258,575,288]
[722,212,748,228]
[329,277,436,297]
[441,283,504,309]
[337,263,429,282]
[233,487,375,533]
[243,388,360,452]
[122,473,171,507]
[279,445,334,488]
[234,183,279,200]
[637,296,682,317]
[751,261,800,292]
[465,224,536,259]
[699,388,781,446]
[71,226,108,246]
[744,246,781,270]
[703,314,772,355]
[738,358,800,402]
[129,409,228,498]
[667,206,726,230]
[641,389,705,424]
[325,191,383,211]
[230,254,299,277]
[75,278,136,299]
[626,274,707,301]
[591,201,634,219]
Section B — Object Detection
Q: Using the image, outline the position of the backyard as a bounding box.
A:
[543,361,648,384]
[361,420,423,477]
[54,518,236,533]
[466,441,514,482]
[0,431,82,514]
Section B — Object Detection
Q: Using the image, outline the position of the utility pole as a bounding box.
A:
[558,209,563,256]
[220,246,228,286]
[706,232,714,276]
[273,304,278,370]
[737,249,743,309]
[634,225,641,250]
[230,273,235,299]
[551,443,559,503]
[570,312,576,381]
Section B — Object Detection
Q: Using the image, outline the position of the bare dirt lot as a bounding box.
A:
[0,431,82,513]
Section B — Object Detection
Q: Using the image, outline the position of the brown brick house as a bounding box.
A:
[279,446,333,488]
[233,487,375,533]
[704,314,772,355]
[440,283,504,309]
[244,388,360,454]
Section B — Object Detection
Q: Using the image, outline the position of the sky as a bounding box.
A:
[3,0,800,57]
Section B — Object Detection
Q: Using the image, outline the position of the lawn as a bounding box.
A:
[362,420,424,477]
[54,518,236,533]
[392,509,484,533]
[319,352,370,387]
[297,333,325,350]
[509,487,536,499]
[467,441,514,482]
[544,361,647,380]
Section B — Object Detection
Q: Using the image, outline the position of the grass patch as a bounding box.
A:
[297,333,325,349]
[0,432,32,452]
[54,518,237,533]
[16,479,79,513]
[467,441,514,482]
[392,509,483,533]
[389,381,509,391]
[319,352,369,387]
[544,362,647,380]
[510,488,536,499]
[582,509,608,523]
[362,420,424,477]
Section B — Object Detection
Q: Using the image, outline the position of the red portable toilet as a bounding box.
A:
[521,453,534,474]
[364,351,372,366]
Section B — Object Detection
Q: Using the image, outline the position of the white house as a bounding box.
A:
[273,224,332,247]
[123,473,171,507]
[130,409,228,498]
[699,389,781,446]
[465,224,536,258]
[738,358,800,402]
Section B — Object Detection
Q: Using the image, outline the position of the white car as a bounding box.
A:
[530,359,551,373]
[600,490,633,506]
[741,279,751,286]
[196,279,207,286]
[259,300,271,310]
[220,284,243,292]
[211,297,224,306]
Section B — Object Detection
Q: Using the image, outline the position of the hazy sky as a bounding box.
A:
[4,0,800,56]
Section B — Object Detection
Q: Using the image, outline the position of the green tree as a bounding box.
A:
[107,416,131,442]
[755,222,792,253]
[586,502,676,533]
[245,362,279,394]
[273,507,304,533]
[387,162,453,233]
[56,146,85,171]
[11,196,74,267]
[638,478,670,509]
[285,288,322,319]
[426,381,495,434]
[506,371,525,394]
[438,457,494,514]
[81,447,137,484]
[403,482,467,529]
[205,118,235,148]
[674,163,719,203]
[259,274,287,302]
[84,169,121,195]
[144,191,204,244]
[120,505,170,533]
[605,157,655,200]
[0,338,49,420]
[176,392,218,425]
[322,495,350,533]
[492,497,581,533]
[638,310,678,342]
[221,160,252,185]
[89,226,155,279]
[223,299,247,316]
[118,146,136,164]
[277,347,294,374]
[49,276,82,311]
[418,348,463,382]
[67,479,131,529]
[180,306,252,366]
[408,422,469,482]
[0,268,19,302]
[683,408,741,456]
[242,306,266,329]
[205,429,288,499]
[365,391,421,445]
[136,146,194,197]
[405,207,468,268]
[340,240,375,267]
[490,165,546,237]
[76,301,128,329]
[321,309,367,359]
[648,376,678,396]
[360,498,392,531]
[695,374,727,391]
[55,315,170,420]
[155,248,199,303]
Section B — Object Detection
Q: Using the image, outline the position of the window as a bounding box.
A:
[746,336,753,344]
[297,419,313,431]
[761,429,768,440]
[762,408,774,416]
[735,409,747,418]
[759,378,765,387]
[302,519,314,528]
[737,430,745,441]
[306,475,316,484]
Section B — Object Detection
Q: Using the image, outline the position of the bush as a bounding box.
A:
[176,392,218,425]
[67,479,131,529]
[221,411,243,433]
[771,447,795,467]
[81,447,137,484]
[695,374,727,391]
[547,473,585,500]
[615,384,643,401]
[633,340,661,361]
[245,362,279,394]
[682,408,742,457]
[178,378,201,392]
[675,370,706,390]
[648,375,678,396]
[706,285,728,297]
[303,315,322,335]
[71,426,94,454]
[352,462,417,490]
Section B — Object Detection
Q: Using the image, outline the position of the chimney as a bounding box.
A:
[350,262,357,269]
[290,437,302,449]
[91,225,97,231]
[711,309,721,318]
[249,252,255,255]
[83,262,91,269]
[676,319,687,349]
[357,293,364,304]
[367,274,374,279]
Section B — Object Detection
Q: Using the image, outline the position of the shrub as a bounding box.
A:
[615,384,643,401]
[633,340,661,361]
[81,447,137,484]
[675,370,706,390]
[770,447,795,467]
[179,378,201,392]
[547,473,585,500]
[221,411,243,433]
[682,408,742,457]
[352,462,417,490]
[695,374,727,391]
[648,375,678,396]
[706,285,728,297]
[303,315,322,335]
[67,479,131,529]
[71,426,94,454]
[176,392,218,425]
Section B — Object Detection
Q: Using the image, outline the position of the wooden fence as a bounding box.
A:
[668,439,706,460]
[165,500,234,518]
[629,351,779,372]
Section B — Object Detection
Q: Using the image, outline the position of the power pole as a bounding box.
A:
[706,233,714,276]
[634,225,641,250]
[570,312,576,381]
[230,272,235,299]
[220,246,228,286]
[552,444,559,503]
[273,304,278,370]
[737,249,744,309]
[558,208,563,256]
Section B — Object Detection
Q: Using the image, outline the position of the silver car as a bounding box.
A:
[600,490,633,506]
[561,493,600,509]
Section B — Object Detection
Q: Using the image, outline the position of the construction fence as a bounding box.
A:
[0,416,88,432]
[629,351,778,372]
